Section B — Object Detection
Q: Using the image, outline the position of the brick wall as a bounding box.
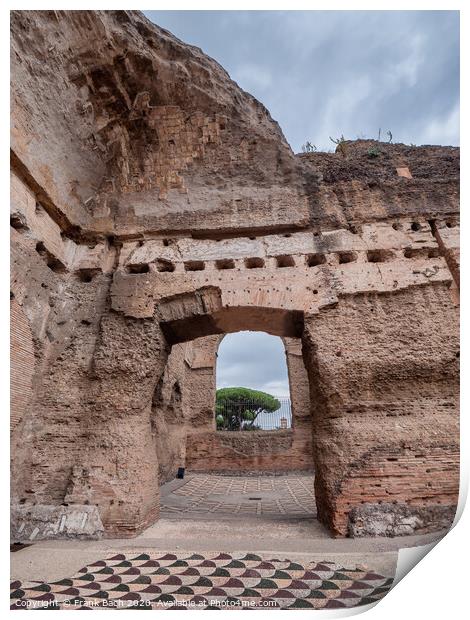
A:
[10,297,35,432]
[334,445,459,535]
[303,284,459,536]
[186,420,314,473]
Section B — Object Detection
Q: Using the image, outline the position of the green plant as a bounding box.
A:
[367,147,380,158]
[215,387,281,431]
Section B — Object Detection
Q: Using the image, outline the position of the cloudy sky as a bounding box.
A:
[216,332,290,397]
[144,10,459,152]
[144,10,459,397]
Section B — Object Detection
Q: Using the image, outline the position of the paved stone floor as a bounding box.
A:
[10,473,447,611]
[160,473,316,519]
[10,551,393,610]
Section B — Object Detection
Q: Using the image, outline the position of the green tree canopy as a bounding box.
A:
[216,387,281,412]
[215,387,281,431]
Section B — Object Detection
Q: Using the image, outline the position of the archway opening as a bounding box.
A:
[155,328,325,537]
[215,331,291,431]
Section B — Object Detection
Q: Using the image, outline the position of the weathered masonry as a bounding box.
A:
[168,334,315,476]
[11,10,459,540]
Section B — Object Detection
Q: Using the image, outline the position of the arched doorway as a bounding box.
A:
[15,289,459,541]
[156,328,318,528]
[216,331,291,431]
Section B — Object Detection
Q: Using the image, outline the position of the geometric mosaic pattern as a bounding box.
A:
[161,474,317,518]
[10,552,393,610]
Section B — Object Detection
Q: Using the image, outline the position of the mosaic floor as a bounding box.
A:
[160,473,317,518]
[10,551,393,610]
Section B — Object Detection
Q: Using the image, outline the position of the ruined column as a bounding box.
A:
[12,301,169,540]
[66,312,169,536]
[283,337,315,471]
[302,284,459,537]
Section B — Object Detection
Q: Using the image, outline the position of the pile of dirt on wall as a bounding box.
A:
[299,140,459,184]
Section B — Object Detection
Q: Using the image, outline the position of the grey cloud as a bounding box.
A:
[144,10,459,151]
[143,11,458,393]
[216,332,290,397]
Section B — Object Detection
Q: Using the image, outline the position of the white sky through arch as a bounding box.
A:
[216,331,290,398]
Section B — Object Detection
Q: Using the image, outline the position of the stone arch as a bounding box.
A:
[184,330,315,474]
[159,303,305,345]
[75,299,312,536]
[89,301,308,534]
[12,283,459,541]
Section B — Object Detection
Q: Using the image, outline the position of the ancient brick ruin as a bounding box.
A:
[10,10,459,541]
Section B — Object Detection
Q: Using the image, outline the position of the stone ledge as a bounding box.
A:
[347,502,456,537]
[11,504,104,542]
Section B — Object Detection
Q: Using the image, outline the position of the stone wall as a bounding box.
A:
[183,336,221,434]
[185,336,314,473]
[152,342,188,484]
[10,10,459,540]
[302,284,459,536]
[10,298,35,434]
[186,427,314,474]
[110,219,453,328]
[153,335,221,484]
